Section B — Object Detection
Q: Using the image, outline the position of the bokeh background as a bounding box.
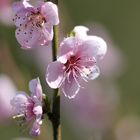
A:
[0,0,140,140]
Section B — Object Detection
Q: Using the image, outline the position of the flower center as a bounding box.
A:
[29,12,46,27]
[65,56,80,72]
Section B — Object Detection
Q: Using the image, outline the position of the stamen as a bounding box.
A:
[13,114,25,119]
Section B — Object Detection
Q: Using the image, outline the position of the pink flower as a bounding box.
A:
[46,26,107,99]
[12,0,59,49]
[11,78,43,136]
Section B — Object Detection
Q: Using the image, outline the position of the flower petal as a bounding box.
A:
[73,25,89,39]
[13,9,29,27]
[29,78,42,101]
[11,91,29,114]
[61,71,80,99]
[11,91,28,106]
[79,36,107,60]
[39,24,53,46]
[30,121,41,136]
[15,25,42,49]
[81,65,100,80]
[46,61,65,89]
[78,56,96,68]
[12,0,32,13]
[58,37,80,63]
[41,2,59,25]
[33,104,42,117]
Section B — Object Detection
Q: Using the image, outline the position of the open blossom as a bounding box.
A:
[11,78,43,136]
[12,0,59,49]
[46,26,107,99]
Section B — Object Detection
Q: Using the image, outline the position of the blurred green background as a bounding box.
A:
[0,0,140,140]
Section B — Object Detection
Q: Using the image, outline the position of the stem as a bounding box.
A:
[51,6,60,140]
[52,92,60,140]
[52,26,59,61]
[51,25,60,140]
[44,0,60,139]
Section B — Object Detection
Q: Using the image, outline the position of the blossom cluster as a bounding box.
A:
[10,0,107,136]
